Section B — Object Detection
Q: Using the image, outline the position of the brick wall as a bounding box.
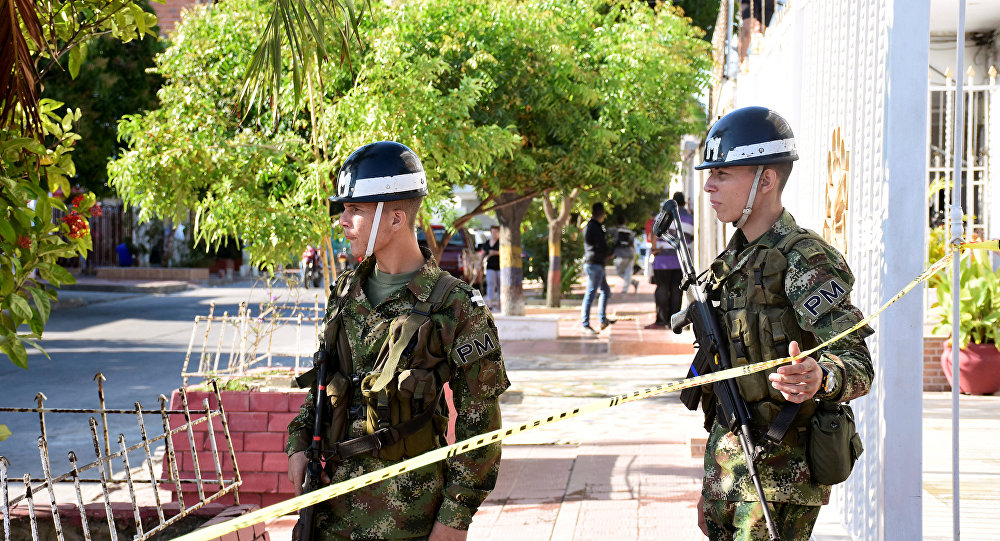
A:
[161,389,307,509]
[924,336,950,392]
[151,0,203,35]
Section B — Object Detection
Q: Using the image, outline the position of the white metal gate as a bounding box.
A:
[710,1,929,539]
[928,74,997,242]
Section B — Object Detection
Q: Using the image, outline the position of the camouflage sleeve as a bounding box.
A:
[784,240,874,402]
[436,286,510,530]
[286,388,316,456]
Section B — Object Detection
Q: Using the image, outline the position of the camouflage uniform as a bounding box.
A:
[701,210,873,539]
[288,248,509,540]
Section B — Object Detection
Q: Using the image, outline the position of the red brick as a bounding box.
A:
[267,412,298,432]
[220,531,238,541]
[288,394,307,412]
[183,391,220,411]
[244,432,286,452]
[221,391,251,412]
[240,473,279,494]
[225,432,244,452]
[276,476,295,495]
[261,493,293,510]
[249,392,288,412]
[228,412,269,432]
[261,452,288,473]
[170,390,183,409]
[235,452,264,471]
[238,492,262,507]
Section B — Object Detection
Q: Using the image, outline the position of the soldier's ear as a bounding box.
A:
[758,167,780,194]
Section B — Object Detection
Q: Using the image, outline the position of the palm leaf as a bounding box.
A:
[0,0,45,136]
[239,0,368,128]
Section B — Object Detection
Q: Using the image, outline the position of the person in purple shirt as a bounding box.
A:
[647,192,694,328]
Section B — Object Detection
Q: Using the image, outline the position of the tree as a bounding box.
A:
[40,0,164,197]
[108,0,519,280]
[379,0,708,312]
[1,0,158,371]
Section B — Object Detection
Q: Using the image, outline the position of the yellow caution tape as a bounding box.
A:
[173,239,997,541]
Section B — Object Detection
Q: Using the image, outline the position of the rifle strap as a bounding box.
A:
[764,402,802,445]
[323,387,442,462]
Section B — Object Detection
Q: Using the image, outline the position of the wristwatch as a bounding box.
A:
[819,365,838,396]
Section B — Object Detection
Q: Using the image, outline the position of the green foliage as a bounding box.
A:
[932,250,1000,350]
[1,100,99,368]
[109,0,521,269]
[40,1,165,197]
[2,0,158,367]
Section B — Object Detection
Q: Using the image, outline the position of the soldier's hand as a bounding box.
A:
[768,340,822,403]
[429,521,467,540]
[288,452,307,496]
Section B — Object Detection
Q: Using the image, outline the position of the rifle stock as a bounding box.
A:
[654,200,780,541]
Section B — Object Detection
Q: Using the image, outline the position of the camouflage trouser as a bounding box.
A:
[703,499,820,541]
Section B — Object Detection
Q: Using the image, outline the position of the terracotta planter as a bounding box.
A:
[940,342,1000,395]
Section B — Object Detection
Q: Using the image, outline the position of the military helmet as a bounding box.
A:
[330,141,428,203]
[695,106,798,170]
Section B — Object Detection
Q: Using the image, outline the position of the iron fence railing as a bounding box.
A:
[0,376,240,541]
[181,296,324,386]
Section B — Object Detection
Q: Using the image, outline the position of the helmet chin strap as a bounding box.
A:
[733,165,765,229]
[364,201,384,258]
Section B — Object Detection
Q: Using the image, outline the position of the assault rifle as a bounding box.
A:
[653,200,779,541]
[293,349,330,541]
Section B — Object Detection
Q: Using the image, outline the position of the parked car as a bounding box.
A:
[417,225,479,286]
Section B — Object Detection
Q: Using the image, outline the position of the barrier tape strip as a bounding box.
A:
[174,239,998,541]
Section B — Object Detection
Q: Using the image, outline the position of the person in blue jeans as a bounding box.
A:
[580,202,616,335]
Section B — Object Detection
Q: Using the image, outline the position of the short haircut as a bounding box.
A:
[768,162,794,191]
[671,192,686,207]
[390,196,424,228]
[490,224,500,231]
[592,202,605,216]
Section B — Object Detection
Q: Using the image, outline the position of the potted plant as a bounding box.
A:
[931,249,1000,395]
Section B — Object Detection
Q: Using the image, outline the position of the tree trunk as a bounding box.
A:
[494,192,532,316]
[541,188,579,308]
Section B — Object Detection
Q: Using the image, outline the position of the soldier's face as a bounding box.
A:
[340,202,383,257]
[704,166,756,223]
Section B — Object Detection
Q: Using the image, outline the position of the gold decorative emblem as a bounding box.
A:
[824,127,849,255]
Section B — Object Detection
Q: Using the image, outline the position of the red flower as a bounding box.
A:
[71,195,84,208]
[91,203,102,217]
[18,236,31,249]
[61,212,89,239]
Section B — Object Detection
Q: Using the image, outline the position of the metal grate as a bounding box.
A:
[0,376,240,541]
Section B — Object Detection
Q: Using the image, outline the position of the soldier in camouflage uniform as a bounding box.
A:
[287,141,509,541]
[694,107,874,540]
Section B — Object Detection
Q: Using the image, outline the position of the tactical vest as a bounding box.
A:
[704,228,826,440]
[297,269,462,462]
